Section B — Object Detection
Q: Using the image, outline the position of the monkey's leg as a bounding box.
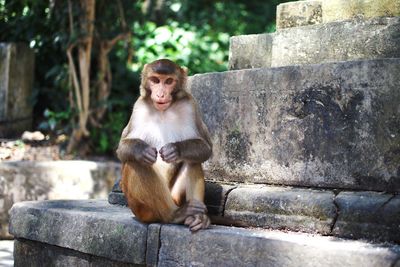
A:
[121,162,178,223]
[170,163,210,231]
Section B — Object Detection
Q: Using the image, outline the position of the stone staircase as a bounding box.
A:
[9,1,400,266]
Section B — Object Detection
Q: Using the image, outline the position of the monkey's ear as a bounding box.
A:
[180,66,188,77]
[139,63,150,97]
[141,64,149,74]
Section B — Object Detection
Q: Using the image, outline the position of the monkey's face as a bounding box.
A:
[148,73,177,111]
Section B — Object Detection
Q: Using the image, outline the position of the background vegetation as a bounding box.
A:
[0,0,292,156]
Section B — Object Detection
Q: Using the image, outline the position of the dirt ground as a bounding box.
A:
[0,138,63,162]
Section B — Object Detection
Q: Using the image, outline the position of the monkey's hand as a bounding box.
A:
[160,143,180,163]
[133,141,157,165]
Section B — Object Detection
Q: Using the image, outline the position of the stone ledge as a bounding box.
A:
[225,186,400,243]
[225,185,336,234]
[229,16,400,70]
[333,192,400,242]
[276,0,400,29]
[0,160,120,238]
[159,225,400,267]
[189,58,400,192]
[10,200,400,266]
[109,181,399,242]
[14,238,142,267]
[322,0,400,24]
[9,200,148,265]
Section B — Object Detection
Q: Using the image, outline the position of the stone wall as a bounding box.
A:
[189,59,400,192]
[0,43,34,137]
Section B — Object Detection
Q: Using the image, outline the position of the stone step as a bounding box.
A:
[0,160,119,239]
[9,200,400,267]
[109,181,400,243]
[229,16,400,70]
[188,58,400,192]
[276,0,400,29]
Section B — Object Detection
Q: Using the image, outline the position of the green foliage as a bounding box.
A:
[91,111,127,154]
[131,21,229,74]
[38,108,71,133]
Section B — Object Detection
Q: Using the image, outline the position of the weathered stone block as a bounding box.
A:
[225,185,335,234]
[14,239,142,267]
[9,200,147,265]
[277,0,322,29]
[322,0,400,23]
[189,59,400,192]
[158,224,400,267]
[0,160,120,238]
[271,16,400,67]
[0,43,34,137]
[333,192,400,242]
[228,34,273,70]
[229,17,400,70]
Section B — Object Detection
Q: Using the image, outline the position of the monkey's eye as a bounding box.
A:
[165,78,174,85]
[149,77,160,84]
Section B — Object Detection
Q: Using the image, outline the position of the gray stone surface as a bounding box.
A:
[9,200,148,265]
[271,16,400,67]
[189,58,400,192]
[146,224,161,267]
[14,239,142,267]
[109,191,128,206]
[0,43,34,137]
[276,0,400,29]
[276,0,322,29]
[322,0,400,23]
[225,185,336,234]
[0,160,120,238]
[158,224,400,267]
[228,34,273,70]
[333,192,400,243]
[229,17,400,70]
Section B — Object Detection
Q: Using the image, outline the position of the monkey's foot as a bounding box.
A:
[184,213,210,232]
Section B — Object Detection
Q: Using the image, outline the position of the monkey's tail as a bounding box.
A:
[209,215,249,228]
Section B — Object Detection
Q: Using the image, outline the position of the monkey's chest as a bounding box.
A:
[130,115,198,150]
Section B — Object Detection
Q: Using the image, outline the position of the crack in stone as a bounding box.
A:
[330,190,341,234]
[378,194,396,210]
[221,186,238,217]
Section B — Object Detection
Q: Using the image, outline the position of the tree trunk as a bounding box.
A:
[66,0,95,154]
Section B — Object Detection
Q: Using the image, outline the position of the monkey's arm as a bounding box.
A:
[117,138,157,165]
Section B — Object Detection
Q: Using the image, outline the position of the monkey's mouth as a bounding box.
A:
[155,101,171,110]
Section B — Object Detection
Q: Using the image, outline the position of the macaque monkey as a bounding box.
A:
[116,59,212,231]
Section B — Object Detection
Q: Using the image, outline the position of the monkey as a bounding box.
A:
[116,59,212,232]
